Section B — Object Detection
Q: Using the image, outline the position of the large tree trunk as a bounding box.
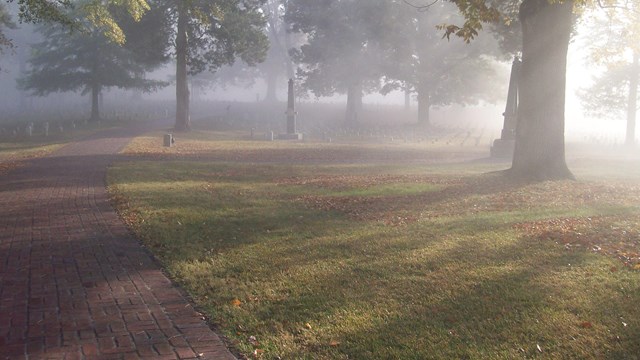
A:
[345,83,363,125]
[90,84,101,122]
[417,87,430,126]
[626,50,638,148]
[509,0,574,180]
[175,4,190,131]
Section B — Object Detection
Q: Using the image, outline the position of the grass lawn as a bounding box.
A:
[109,130,640,359]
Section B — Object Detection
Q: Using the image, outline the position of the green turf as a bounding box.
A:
[108,138,640,359]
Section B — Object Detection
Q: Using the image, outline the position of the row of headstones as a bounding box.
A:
[243,126,491,146]
[303,127,489,146]
[0,121,80,138]
[251,130,308,142]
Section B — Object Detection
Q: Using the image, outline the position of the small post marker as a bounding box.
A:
[164,134,174,147]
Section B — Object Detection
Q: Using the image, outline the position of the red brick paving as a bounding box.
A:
[0,128,236,359]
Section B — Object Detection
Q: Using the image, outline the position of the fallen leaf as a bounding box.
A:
[579,321,593,329]
[231,298,242,307]
[329,340,340,347]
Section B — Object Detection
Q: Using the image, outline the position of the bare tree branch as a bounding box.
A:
[403,0,439,12]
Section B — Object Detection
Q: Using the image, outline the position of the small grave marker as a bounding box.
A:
[164,134,175,147]
[491,56,520,159]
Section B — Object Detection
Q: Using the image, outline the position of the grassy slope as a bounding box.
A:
[109,130,640,359]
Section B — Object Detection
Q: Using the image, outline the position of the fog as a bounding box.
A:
[0,1,635,151]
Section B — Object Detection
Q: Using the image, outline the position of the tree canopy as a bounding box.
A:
[579,3,639,146]
[379,0,505,125]
[19,3,167,121]
[168,0,269,130]
[287,0,387,124]
[4,0,149,44]
[0,3,15,54]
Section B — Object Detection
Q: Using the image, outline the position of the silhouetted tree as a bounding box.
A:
[19,7,167,121]
[379,0,505,126]
[167,0,268,130]
[579,3,639,147]
[439,0,577,180]
[286,0,386,125]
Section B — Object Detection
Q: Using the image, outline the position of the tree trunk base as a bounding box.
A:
[173,123,191,132]
[505,164,575,181]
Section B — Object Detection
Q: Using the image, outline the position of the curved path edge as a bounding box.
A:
[0,125,237,360]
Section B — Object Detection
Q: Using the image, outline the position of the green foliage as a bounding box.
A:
[378,1,505,108]
[81,0,149,44]
[286,0,386,97]
[11,0,76,27]
[19,17,166,96]
[579,3,640,121]
[0,2,15,55]
[6,0,153,44]
[579,63,635,119]
[172,0,269,76]
[17,0,167,120]
[440,0,508,42]
[441,0,600,43]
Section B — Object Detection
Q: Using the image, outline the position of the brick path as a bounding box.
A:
[0,127,236,360]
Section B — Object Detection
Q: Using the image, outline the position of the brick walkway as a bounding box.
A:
[0,127,236,360]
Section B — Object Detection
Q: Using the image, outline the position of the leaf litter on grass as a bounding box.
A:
[515,215,640,267]
[293,173,640,265]
[110,136,640,359]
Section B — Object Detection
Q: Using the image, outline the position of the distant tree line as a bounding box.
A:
[2,0,638,181]
[4,0,511,129]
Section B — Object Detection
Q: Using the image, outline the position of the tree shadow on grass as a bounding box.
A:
[259,230,640,359]
[105,157,640,358]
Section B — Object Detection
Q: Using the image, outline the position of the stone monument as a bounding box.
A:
[279,78,303,140]
[491,57,521,159]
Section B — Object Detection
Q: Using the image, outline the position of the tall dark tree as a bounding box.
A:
[168,0,268,131]
[508,0,574,180]
[437,0,578,180]
[19,8,167,121]
[286,0,386,125]
[379,0,505,126]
